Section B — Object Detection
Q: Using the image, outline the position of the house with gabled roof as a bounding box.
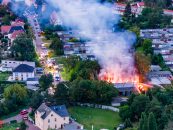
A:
[35,103,69,130]
[10,64,35,81]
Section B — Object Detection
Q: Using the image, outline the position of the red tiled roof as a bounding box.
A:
[1,26,11,33]
[138,2,145,6]
[116,3,126,7]
[11,22,25,27]
[11,30,24,39]
[164,9,173,13]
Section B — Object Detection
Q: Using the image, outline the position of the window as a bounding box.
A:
[48,119,50,123]
[55,125,57,128]
[51,114,53,116]
[64,118,65,120]
[55,118,56,121]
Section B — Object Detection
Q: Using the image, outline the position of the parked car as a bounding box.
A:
[22,115,28,120]
[20,110,28,115]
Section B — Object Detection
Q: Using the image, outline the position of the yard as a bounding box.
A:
[0,123,20,130]
[0,72,10,81]
[68,106,122,130]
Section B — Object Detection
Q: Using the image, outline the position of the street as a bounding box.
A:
[24,10,60,85]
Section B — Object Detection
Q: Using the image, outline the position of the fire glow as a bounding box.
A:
[99,69,150,93]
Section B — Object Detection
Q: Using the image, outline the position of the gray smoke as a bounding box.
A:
[45,0,136,82]
[4,0,137,82]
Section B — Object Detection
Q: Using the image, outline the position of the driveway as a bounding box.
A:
[3,108,32,124]
[25,120,40,130]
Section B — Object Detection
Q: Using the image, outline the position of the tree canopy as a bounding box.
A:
[11,34,36,61]
[39,73,53,90]
[3,84,28,105]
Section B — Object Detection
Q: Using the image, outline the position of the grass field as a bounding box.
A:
[42,38,52,44]
[0,123,20,130]
[68,106,122,130]
[0,73,10,81]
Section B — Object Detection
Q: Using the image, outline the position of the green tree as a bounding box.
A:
[135,52,151,82]
[142,113,148,130]
[119,105,131,120]
[139,112,147,130]
[124,118,133,128]
[148,112,157,130]
[39,74,53,90]
[20,121,28,130]
[3,84,28,105]
[124,2,131,20]
[54,82,69,105]
[142,39,153,55]
[49,37,64,55]
[29,92,43,109]
[2,15,10,25]
[129,26,140,37]
[130,95,150,120]
[11,34,36,61]
[70,79,118,104]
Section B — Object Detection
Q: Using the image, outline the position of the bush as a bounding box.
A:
[10,120,17,124]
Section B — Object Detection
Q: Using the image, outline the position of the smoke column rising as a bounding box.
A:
[46,0,136,83]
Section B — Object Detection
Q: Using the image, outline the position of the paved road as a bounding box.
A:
[25,10,63,88]
[3,114,22,124]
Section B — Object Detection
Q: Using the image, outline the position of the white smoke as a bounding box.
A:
[24,0,33,6]
[46,0,136,82]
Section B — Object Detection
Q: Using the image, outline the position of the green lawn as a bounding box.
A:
[68,106,122,130]
[0,123,20,130]
[42,38,52,44]
[0,73,10,81]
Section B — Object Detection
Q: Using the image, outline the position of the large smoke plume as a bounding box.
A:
[46,0,136,83]
[3,0,137,83]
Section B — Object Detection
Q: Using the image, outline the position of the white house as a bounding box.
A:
[11,64,35,81]
[35,103,69,130]
[0,60,35,72]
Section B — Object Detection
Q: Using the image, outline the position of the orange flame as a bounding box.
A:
[99,71,151,93]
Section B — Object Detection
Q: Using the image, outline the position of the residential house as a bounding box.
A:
[35,103,69,130]
[0,60,35,72]
[163,9,173,16]
[8,30,24,43]
[1,26,11,35]
[114,83,137,96]
[50,11,63,25]
[11,64,35,81]
[140,28,173,70]
[113,2,145,16]
[147,69,173,85]
[8,26,25,34]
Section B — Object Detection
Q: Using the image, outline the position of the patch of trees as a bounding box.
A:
[11,34,37,61]
[0,84,28,117]
[144,0,172,8]
[0,83,44,118]
[119,87,173,130]
[0,5,17,25]
[53,80,118,105]
[44,25,66,40]
[49,37,64,56]
[60,56,100,81]
[120,5,171,29]
[39,73,53,91]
